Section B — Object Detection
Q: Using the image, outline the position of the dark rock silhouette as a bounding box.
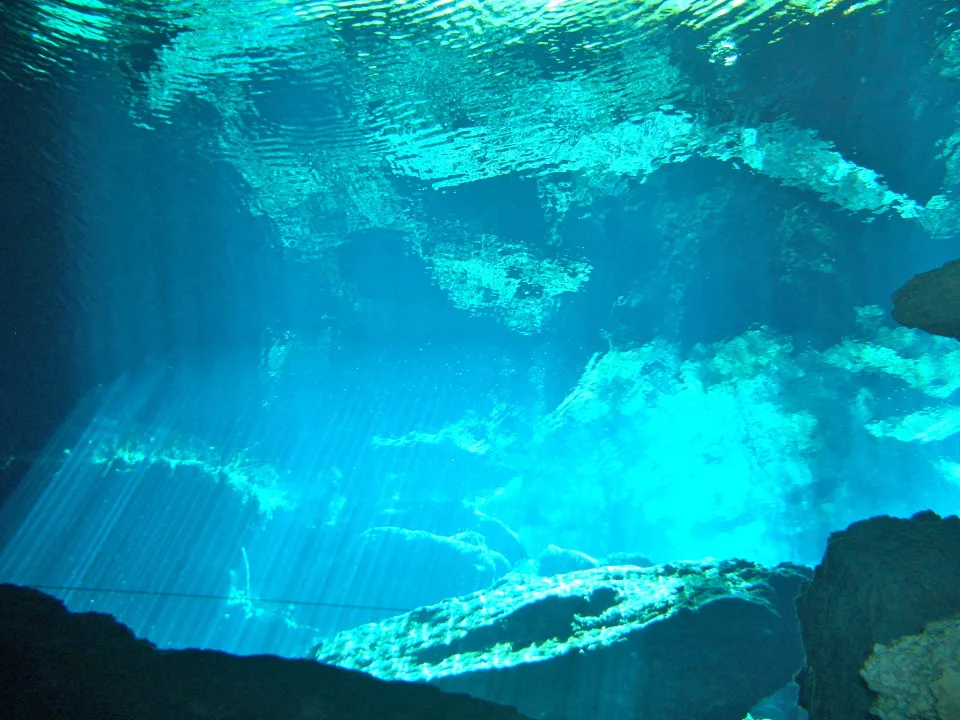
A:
[0,583,531,720]
[795,511,960,720]
[892,259,960,341]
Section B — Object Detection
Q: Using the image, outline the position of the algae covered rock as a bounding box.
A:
[313,559,810,720]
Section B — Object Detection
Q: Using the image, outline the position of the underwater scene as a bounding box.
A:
[1,0,960,718]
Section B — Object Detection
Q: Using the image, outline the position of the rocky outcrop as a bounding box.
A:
[313,560,811,720]
[795,511,960,720]
[892,259,960,341]
[601,551,656,568]
[861,615,960,720]
[0,583,530,720]
[536,545,598,576]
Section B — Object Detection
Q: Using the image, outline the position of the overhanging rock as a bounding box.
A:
[892,259,960,341]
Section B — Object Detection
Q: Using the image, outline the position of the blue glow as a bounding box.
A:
[0,0,958,676]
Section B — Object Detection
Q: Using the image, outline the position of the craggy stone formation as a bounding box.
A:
[892,259,960,341]
[861,615,960,720]
[795,511,960,720]
[0,584,530,720]
[313,560,811,720]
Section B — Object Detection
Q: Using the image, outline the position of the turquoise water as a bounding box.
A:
[0,0,958,661]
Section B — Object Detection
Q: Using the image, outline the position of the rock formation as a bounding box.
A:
[892,259,960,341]
[795,511,960,720]
[313,560,810,720]
[0,583,529,720]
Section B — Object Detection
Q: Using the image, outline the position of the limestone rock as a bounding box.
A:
[313,560,810,720]
[861,615,960,720]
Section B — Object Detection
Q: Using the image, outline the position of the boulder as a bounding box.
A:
[602,551,656,568]
[313,559,811,720]
[892,259,960,340]
[536,544,599,576]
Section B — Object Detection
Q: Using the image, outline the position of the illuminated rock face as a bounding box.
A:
[313,560,811,720]
[892,259,960,341]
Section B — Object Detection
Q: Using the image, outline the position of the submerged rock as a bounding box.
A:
[892,259,960,341]
[601,551,656,568]
[795,511,960,720]
[861,615,960,720]
[0,583,530,720]
[312,559,811,720]
[536,544,599,576]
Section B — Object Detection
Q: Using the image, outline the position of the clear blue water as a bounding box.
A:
[0,0,958,661]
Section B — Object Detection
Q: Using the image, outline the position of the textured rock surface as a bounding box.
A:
[795,511,960,720]
[892,259,960,341]
[0,584,530,720]
[313,560,811,720]
[861,615,960,720]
